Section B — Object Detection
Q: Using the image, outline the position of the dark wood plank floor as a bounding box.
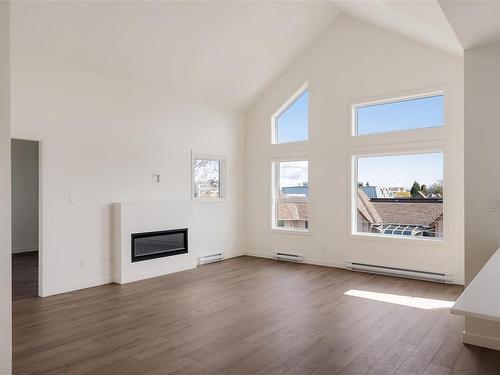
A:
[12,251,38,301]
[12,256,500,374]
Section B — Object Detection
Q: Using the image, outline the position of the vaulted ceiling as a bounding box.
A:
[438,0,500,50]
[333,0,462,56]
[11,1,500,111]
[11,1,339,110]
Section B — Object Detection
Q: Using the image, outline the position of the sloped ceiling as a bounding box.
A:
[15,1,495,112]
[332,0,463,56]
[438,0,500,50]
[11,1,339,110]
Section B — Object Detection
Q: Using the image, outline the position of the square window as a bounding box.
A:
[192,154,226,200]
[354,153,443,239]
[354,94,444,136]
[273,160,309,231]
[273,88,309,144]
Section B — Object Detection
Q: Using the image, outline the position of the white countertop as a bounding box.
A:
[451,248,500,322]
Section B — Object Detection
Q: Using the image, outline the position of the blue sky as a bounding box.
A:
[276,90,309,143]
[357,95,444,135]
[280,161,308,188]
[358,153,443,189]
[277,92,444,189]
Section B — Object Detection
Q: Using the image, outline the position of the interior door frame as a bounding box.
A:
[11,136,44,297]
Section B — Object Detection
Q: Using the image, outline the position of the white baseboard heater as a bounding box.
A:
[345,262,451,283]
[273,252,304,263]
[198,253,224,265]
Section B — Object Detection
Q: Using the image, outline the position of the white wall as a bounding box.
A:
[245,15,464,283]
[11,42,245,297]
[0,1,11,373]
[11,139,39,254]
[464,42,500,349]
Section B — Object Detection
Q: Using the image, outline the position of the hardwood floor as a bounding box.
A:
[12,251,38,301]
[12,256,500,374]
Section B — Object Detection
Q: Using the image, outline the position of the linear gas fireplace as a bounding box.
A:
[131,228,188,262]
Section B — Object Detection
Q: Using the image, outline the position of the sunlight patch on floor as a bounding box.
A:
[344,289,455,310]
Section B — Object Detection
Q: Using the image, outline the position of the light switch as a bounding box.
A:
[490,200,500,210]
[152,173,160,183]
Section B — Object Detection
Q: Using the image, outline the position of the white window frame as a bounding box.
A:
[349,89,447,243]
[191,152,227,202]
[271,83,309,145]
[352,90,445,137]
[271,156,310,234]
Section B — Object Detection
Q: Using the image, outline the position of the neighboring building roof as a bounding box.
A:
[394,191,411,198]
[414,190,428,199]
[371,200,443,226]
[277,196,308,221]
[281,186,309,197]
[358,188,443,226]
[357,189,382,223]
[360,186,394,199]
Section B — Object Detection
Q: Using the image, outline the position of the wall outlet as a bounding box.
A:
[80,260,86,270]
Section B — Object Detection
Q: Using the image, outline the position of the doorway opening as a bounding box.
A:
[11,138,40,300]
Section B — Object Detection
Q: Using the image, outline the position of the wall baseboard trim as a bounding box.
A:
[245,252,347,270]
[42,276,113,297]
[222,252,246,259]
[43,252,245,296]
[117,261,197,284]
[463,331,500,351]
[42,251,458,297]
[244,252,463,284]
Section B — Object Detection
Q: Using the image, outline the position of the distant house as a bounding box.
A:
[277,185,309,229]
[360,185,395,199]
[277,195,308,229]
[357,188,443,238]
[281,183,309,197]
[388,186,411,198]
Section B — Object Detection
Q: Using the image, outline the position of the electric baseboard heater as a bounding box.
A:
[274,252,304,263]
[346,262,451,283]
[198,253,224,265]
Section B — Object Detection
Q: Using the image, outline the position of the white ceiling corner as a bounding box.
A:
[438,0,500,50]
[332,0,463,56]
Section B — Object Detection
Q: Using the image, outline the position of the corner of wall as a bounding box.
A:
[0,1,11,373]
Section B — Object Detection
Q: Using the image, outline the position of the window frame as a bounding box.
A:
[271,156,311,234]
[351,90,445,137]
[191,152,227,202]
[271,83,309,145]
[350,146,445,243]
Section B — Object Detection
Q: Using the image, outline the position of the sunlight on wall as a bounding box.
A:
[344,289,455,310]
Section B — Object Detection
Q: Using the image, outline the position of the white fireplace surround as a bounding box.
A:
[113,201,198,284]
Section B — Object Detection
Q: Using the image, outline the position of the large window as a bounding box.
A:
[354,152,444,239]
[272,87,309,144]
[273,160,309,231]
[192,153,226,200]
[354,93,444,136]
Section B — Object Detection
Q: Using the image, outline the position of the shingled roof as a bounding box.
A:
[358,188,442,226]
[277,196,309,221]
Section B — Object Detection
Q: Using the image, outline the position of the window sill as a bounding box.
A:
[271,140,309,147]
[270,228,311,236]
[350,232,444,245]
[192,198,227,203]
